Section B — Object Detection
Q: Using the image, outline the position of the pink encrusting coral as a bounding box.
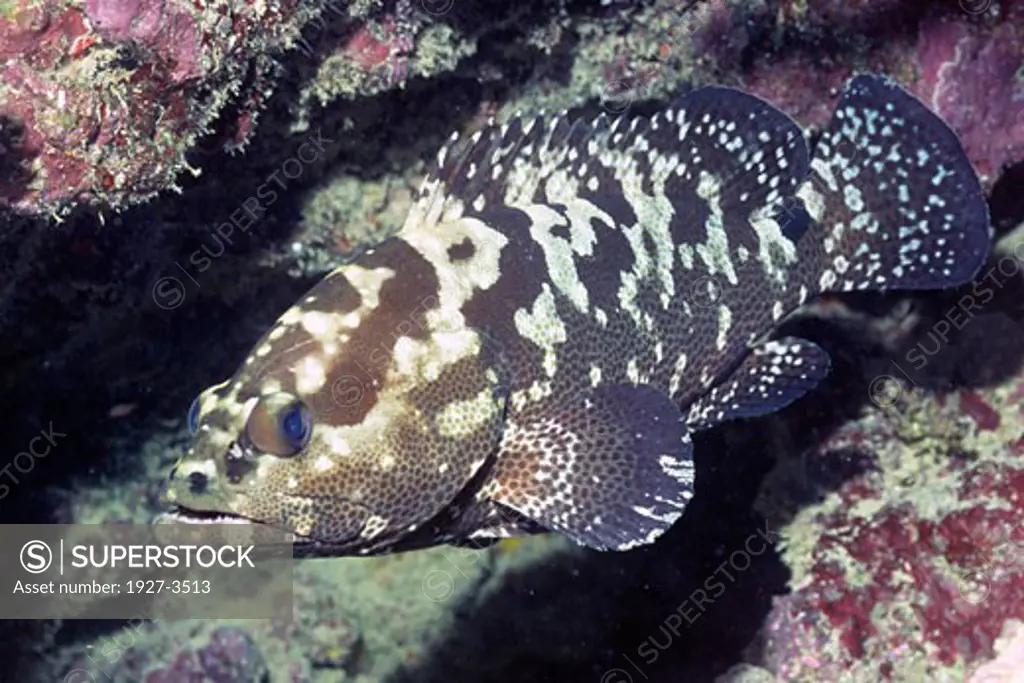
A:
[969,621,1024,683]
[340,0,417,87]
[84,0,202,82]
[701,0,1024,189]
[0,0,325,216]
[760,381,1024,681]
[911,12,1024,185]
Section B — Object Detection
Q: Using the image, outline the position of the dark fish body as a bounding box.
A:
[160,75,990,556]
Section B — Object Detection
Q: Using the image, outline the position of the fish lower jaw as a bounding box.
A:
[152,507,315,548]
[152,506,255,526]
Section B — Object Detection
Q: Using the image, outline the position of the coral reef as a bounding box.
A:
[753,230,1024,680]
[5,0,1020,217]
[51,518,511,681]
[149,626,269,683]
[760,398,1024,680]
[70,589,363,682]
[0,0,327,216]
[912,9,1024,184]
[692,0,1024,187]
[969,620,1024,683]
[294,0,473,108]
[0,0,479,217]
[0,0,1022,682]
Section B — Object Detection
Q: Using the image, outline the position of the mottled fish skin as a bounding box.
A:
[159,74,990,556]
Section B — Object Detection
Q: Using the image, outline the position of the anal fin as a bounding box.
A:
[686,337,831,432]
[490,384,695,551]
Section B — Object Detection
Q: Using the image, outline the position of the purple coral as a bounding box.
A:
[911,10,1024,184]
[760,386,1024,680]
[84,0,201,82]
[198,627,269,683]
[0,0,321,216]
[702,0,1024,186]
[142,626,268,683]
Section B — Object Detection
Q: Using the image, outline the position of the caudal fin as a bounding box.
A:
[793,74,991,295]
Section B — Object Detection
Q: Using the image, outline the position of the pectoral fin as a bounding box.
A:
[489,384,695,551]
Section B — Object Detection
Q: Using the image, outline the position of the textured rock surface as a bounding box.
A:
[707,0,1024,188]
[0,0,327,215]
[759,385,1024,681]
[969,620,1024,683]
[749,224,1024,681]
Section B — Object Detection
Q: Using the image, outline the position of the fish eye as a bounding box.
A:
[245,392,313,457]
[280,403,311,447]
[187,396,201,435]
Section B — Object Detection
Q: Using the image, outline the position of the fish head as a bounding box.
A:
[161,246,510,554]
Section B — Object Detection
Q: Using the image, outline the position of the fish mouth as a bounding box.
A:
[152,506,311,545]
[154,507,368,557]
[153,506,255,526]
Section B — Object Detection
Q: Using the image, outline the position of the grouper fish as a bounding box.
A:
[159,75,990,556]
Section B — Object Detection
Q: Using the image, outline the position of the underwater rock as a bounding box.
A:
[710,0,1024,189]
[197,627,269,683]
[143,649,207,683]
[57,585,365,681]
[969,620,1024,683]
[80,623,272,683]
[0,0,491,219]
[0,0,328,217]
[912,10,1024,186]
[759,369,1024,680]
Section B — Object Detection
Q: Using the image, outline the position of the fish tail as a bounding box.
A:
[792,74,991,295]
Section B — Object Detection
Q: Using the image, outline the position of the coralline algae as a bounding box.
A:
[697,0,1024,189]
[759,337,1024,680]
[0,0,325,217]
